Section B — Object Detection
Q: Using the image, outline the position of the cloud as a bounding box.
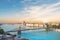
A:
[5,2,59,22]
[19,2,60,20]
[21,0,43,5]
[46,2,60,9]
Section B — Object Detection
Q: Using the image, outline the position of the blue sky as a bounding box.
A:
[0,0,60,23]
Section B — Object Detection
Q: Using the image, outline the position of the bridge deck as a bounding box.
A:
[7,28,46,32]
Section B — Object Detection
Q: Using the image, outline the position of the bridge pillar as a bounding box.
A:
[17,27,21,38]
[45,23,49,31]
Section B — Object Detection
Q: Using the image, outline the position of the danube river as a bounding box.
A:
[21,30,60,40]
[0,24,60,40]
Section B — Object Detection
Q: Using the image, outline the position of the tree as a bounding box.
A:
[50,25,59,29]
[0,27,5,34]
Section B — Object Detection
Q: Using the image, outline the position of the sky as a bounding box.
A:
[0,0,60,23]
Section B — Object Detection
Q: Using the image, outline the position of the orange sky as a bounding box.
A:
[0,18,60,23]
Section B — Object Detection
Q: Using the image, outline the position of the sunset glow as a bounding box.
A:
[0,0,60,23]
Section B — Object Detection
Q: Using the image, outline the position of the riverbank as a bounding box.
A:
[53,29,60,32]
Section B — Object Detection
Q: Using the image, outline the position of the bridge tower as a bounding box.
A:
[22,21,26,28]
[17,26,21,38]
[45,23,49,31]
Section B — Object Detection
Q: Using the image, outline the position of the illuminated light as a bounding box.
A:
[43,18,48,23]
